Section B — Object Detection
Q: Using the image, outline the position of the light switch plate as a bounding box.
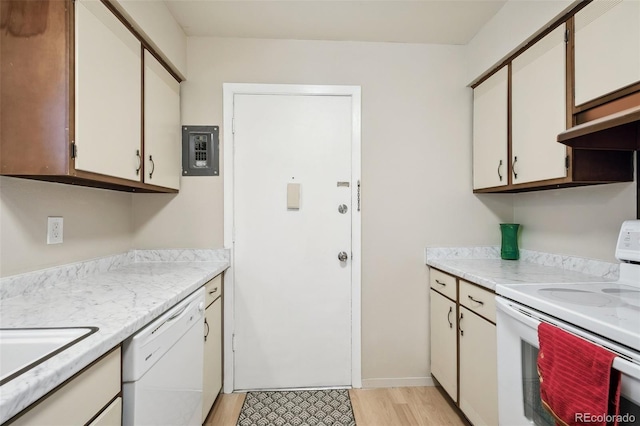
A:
[47,217,63,244]
[287,183,301,210]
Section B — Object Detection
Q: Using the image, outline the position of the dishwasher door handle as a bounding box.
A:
[151,304,189,335]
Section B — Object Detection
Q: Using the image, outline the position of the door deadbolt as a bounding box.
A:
[338,252,348,262]
[338,204,348,214]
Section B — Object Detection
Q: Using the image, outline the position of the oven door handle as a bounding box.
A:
[497,297,640,378]
[613,356,640,377]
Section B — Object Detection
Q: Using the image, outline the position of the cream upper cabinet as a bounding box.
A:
[574,0,640,106]
[458,306,498,426]
[144,51,181,190]
[473,67,508,190]
[511,25,567,184]
[430,288,458,401]
[75,0,142,181]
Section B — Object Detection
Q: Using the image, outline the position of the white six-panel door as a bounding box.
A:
[232,92,354,390]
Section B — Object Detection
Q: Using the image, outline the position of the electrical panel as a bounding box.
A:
[182,125,219,176]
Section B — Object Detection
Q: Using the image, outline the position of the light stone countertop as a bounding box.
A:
[0,250,229,424]
[425,246,619,292]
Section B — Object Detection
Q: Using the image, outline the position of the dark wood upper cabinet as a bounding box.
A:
[0,0,181,193]
[472,0,637,194]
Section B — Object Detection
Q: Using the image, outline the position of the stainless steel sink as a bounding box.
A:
[0,327,98,385]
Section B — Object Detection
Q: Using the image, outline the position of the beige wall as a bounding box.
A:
[112,0,188,78]
[132,178,223,249]
[130,36,512,384]
[0,177,133,277]
[465,0,577,84]
[514,183,636,262]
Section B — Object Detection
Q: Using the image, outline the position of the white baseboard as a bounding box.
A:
[360,377,436,388]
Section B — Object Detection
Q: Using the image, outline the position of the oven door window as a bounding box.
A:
[521,340,640,426]
[521,340,554,426]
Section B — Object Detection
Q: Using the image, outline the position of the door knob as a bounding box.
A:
[338,252,349,262]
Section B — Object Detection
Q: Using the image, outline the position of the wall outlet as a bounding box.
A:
[47,217,63,244]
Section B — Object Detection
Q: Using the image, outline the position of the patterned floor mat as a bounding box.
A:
[236,389,356,426]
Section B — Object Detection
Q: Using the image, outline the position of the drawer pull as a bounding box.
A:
[435,279,446,287]
[209,287,218,295]
[468,295,484,305]
[447,306,453,329]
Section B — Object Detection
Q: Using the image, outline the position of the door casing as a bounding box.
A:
[222,83,362,392]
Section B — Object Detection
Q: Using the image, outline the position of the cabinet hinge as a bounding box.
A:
[71,142,77,159]
[232,117,235,135]
[564,29,570,44]
[232,333,236,352]
[565,155,570,169]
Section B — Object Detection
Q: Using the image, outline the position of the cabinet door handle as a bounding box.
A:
[435,279,446,287]
[204,317,210,342]
[447,306,453,329]
[458,312,464,336]
[497,159,503,181]
[149,155,155,179]
[468,295,484,306]
[136,150,142,176]
[512,156,518,180]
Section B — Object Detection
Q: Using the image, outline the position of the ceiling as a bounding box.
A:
[164,1,507,45]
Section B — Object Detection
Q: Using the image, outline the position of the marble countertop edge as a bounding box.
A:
[425,246,620,291]
[0,254,228,424]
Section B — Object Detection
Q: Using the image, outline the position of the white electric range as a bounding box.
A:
[495,220,640,426]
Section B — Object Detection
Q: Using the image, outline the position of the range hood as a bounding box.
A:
[557,105,640,150]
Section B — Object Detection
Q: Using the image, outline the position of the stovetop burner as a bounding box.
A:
[538,287,622,307]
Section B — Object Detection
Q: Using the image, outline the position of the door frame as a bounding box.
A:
[222,83,362,392]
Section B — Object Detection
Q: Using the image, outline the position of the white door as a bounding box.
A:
[233,93,353,390]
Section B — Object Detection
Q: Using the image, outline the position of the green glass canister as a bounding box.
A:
[500,223,520,260]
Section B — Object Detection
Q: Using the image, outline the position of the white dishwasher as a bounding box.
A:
[122,287,205,426]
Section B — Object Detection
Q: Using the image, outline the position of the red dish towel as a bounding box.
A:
[537,322,621,426]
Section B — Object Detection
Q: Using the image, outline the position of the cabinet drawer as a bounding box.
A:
[429,269,456,300]
[459,280,496,323]
[89,397,122,426]
[13,347,121,426]
[205,274,222,307]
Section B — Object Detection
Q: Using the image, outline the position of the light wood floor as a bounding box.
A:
[204,387,469,425]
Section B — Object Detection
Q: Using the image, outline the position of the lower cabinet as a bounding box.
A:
[458,306,498,426]
[11,347,121,426]
[202,275,223,422]
[430,289,458,399]
[429,269,498,426]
